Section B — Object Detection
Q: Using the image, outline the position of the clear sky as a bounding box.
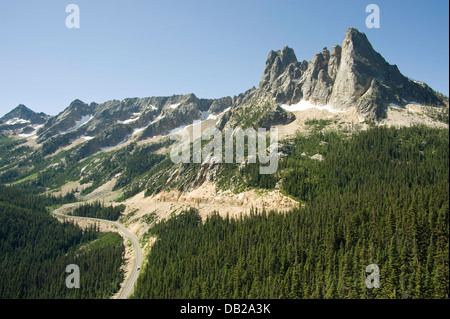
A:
[0,0,448,116]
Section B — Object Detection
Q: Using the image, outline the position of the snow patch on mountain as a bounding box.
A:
[165,110,226,137]
[101,134,132,151]
[6,118,31,125]
[60,115,93,134]
[117,112,143,124]
[280,100,344,114]
[280,100,345,113]
[81,135,95,141]
[18,124,44,138]
[132,126,147,136]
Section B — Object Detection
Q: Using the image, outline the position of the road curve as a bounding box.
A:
[53,204,143,299]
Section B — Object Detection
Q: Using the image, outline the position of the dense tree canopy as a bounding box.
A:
[0,186,125,298]
[133,125,449,299]
[69,201,125,221]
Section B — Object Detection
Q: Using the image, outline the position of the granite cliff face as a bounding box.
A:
[258,28,447,121]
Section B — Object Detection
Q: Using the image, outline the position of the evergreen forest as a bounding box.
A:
[133,125,449,299]
[69,201,125,221]
[0,185,125,298]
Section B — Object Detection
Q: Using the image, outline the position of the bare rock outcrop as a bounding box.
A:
[258,27,447,121]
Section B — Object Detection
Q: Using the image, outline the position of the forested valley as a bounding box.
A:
[133,125,449,299]
[1,125,448,299]
[0,185,125,298]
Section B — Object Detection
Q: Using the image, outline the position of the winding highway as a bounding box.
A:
[53,205,143,299]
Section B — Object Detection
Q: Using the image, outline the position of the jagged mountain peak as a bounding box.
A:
[1,104,49,125]
[343,27,370,45]
[3,104,33,119]
[260,46,299,89]
[265,46,297,66]
[258,27,447,121]
[66,99,91,111]
[11,104,31,113]
[279,46,298,64]
[2,27,447,157]
[329,28,447,119]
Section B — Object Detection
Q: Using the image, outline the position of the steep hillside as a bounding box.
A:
[0,27,448,206]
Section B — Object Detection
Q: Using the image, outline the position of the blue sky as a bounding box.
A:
[0,0,448,116]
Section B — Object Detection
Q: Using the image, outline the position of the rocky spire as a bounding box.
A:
[259,46,298,89]
[258,27,447,121]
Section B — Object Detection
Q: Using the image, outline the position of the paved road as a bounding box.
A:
[53,205,143,299]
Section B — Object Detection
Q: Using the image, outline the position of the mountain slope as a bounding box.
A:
[1,28,447,152]
[0,27,448,195]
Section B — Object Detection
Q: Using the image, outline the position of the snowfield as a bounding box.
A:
[280,100,344,114]
[101,134,132,151]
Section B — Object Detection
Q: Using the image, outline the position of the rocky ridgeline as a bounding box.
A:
[258,28,447,121]
[1,28,447,155]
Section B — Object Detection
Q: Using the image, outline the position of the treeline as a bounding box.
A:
[0,186,125,298]
[132,125,449,299]
[0,184,76,209]
[69,201,125,221]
